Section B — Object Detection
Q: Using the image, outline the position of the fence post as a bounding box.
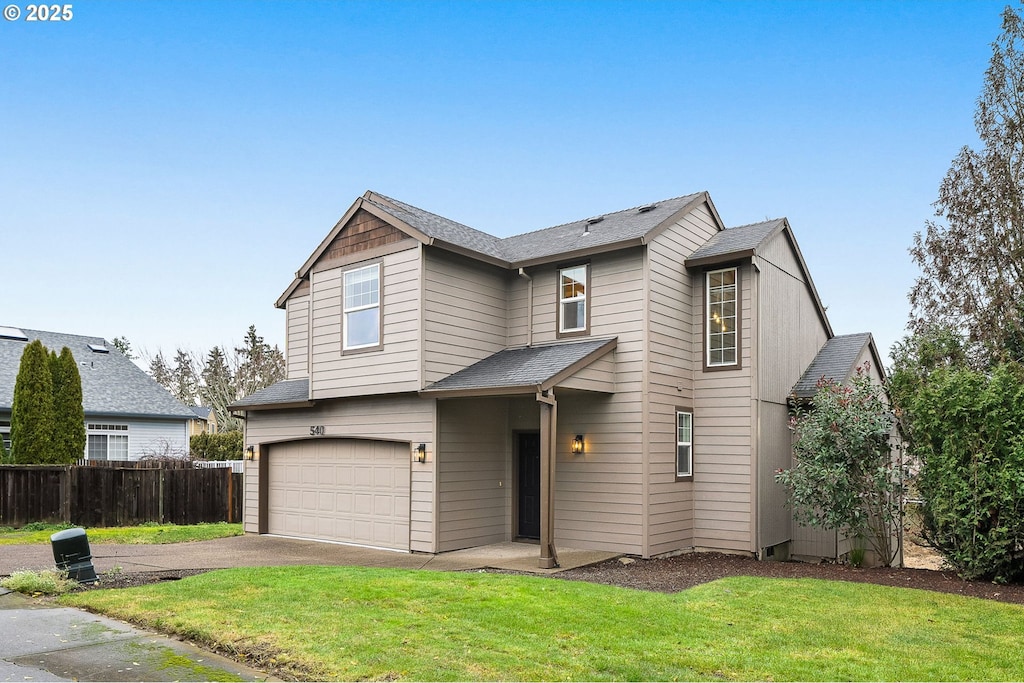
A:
[158,468,165,524]
[62,465,71,524]
[226,466,234,523]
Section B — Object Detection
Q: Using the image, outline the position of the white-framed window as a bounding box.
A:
[343,263,381,351]
[706,267,738,367]
[559,264,588,334]
[676,410,693,478]
[86,423,129,461]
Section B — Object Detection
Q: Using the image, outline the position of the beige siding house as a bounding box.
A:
[231,190,888,566]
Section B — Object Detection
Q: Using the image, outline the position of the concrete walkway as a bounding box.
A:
[0,535,619,681]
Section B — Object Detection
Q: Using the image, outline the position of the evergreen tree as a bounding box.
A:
[171,349,199,405]
[148,351,173,392]
[10,340,55,463]
[110,336,136,360]
[51,347,86,463]
[236,325,285,399]
[200,345,242,432]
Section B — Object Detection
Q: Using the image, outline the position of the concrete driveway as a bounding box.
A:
[0,534,618,577]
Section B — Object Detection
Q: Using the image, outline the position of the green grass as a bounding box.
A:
[63,566,1024,681]
[0,522,243,545]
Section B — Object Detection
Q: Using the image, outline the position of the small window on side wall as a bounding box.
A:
[706,267,738,367]
[343,263,381,351]
[559,264,588,336]
[676,410,692,479]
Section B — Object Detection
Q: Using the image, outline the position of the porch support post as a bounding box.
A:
[537,388,559,569]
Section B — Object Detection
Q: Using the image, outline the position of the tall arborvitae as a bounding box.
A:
[51,347,86,463]
[10,340,55,463]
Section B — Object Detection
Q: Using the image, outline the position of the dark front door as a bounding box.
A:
[517,432,541,539]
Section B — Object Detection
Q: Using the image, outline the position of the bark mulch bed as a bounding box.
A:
[78,552,1024,606]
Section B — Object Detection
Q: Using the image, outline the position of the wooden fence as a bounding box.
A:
[0,464,243,528]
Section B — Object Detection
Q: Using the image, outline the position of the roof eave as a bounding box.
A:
[430,240,511,269]
[226,400,316,412]
[684,248,757,270]
[418,384,538,399]
[275,277,306,309]
[511,238,646,270]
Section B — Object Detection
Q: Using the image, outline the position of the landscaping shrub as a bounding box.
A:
[899,362,1024,583]
[189,431,243,461]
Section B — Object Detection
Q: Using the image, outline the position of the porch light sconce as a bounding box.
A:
[244,445,256,461]
[571,435,584,456]
[415,443,427,463]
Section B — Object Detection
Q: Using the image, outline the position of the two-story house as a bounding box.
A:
[230,190,887,567]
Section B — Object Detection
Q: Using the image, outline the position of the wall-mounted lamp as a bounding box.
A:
[571,435,584,456]
[244,445,256,461]
[415,443,427,463]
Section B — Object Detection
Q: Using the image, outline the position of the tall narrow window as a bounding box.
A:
[706,267,738,367]
[676,410,693,478]
[559,264,588,335]
[343,263,381,350]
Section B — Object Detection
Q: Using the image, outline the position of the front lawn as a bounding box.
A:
[63,566,1024,681]
[0,522,243,545]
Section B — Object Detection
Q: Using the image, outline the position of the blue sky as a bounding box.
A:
[1,0,1009,365]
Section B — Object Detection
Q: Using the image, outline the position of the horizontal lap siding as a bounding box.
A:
[286,295,310,379]
[437,398,509,551]
[423,250,508,385]
[646,205,720,556]
[693,261,754,553]
[756,232,830,551]
[552,249,646,555]
[121,418,189,461]
[310,247,421,398]
[243,395,436,552]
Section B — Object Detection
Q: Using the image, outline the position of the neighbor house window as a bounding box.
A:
[343,262,381,350]
[706,267,738,367]
[87,423,129,461]
[559,264,589,335]
[676,410,693,478]
[0,420,9,453]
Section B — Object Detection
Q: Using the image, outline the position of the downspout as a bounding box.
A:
[518,268,533,347]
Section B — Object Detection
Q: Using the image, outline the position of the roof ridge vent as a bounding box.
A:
[637,204,657,213]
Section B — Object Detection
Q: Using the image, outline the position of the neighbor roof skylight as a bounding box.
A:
[0,327,29,341]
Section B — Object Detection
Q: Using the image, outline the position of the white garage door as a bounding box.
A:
[267,439,410,550]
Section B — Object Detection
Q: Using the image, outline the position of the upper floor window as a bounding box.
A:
[343,263,381,351]
[706,267,738,367]
[558,264,589,336]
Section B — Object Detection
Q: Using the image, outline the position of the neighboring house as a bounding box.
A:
[189,406,218,436]
[230,190,889,567]
[0,327,195,460]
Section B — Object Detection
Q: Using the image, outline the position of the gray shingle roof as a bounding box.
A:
[0,328,195,419]
[229,378,310,409]
[370,192,704,266]
[423,338,616,394]
[366,194,508,261]
[685,218,785,265]
[791,333,873,399]
[500,193,704,264]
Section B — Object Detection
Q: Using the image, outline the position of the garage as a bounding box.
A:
[266,438,410,550]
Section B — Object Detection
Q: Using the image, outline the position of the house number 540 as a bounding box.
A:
[310,426,326,436]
